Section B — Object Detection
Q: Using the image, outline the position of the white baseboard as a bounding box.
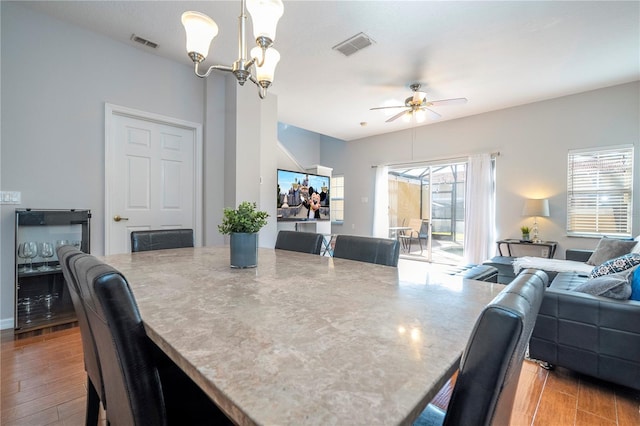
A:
[0,317,15,330]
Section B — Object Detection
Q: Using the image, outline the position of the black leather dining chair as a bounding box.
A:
[57,245,104,426]
[332,235,400,267]
[413,269,547,426]
[275,230,324,255]
[72,253,231,425]
[130,229,194,252]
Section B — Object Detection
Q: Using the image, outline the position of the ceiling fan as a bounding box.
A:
[370,83,468,123]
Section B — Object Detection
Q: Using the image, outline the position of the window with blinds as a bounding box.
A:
[567,145,634,237]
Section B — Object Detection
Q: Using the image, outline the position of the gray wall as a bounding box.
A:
[0,3,227,327]
[278,123,322,168]
[322,81,640,255]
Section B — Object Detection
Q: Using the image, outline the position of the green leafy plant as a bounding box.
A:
[218,201,269,234]
[520,226,531,234]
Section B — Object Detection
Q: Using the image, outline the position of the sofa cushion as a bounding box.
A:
[549,272,588,291]
[589,252,640,278]
[586,238,637,266]
[631,268,640,301]
[574,269,633,300]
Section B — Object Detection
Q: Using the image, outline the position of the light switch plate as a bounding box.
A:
[0,191,21,205]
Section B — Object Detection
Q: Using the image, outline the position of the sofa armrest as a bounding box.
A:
[565,249,593,263]
[529,287,640,390]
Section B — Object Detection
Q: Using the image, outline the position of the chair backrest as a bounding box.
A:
[73,254,167,426]
[443,269,547,426]
[406,218,429,238]
[407,218,422,234]
[57,246,105,405]
[333,235,400,267]
[418,220,430,238]
[130,229,194,252]
[275,230,323,255]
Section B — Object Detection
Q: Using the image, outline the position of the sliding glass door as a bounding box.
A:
[388,161,467,265]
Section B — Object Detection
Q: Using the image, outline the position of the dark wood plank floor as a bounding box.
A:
[1,327,638,425]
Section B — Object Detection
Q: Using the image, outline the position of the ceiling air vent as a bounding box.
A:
[332,32,374,57]
[130,34,159,49]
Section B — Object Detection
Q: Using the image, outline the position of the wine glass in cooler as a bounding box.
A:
[21,297,34,325]
[43,293,57,320]
[17,242,28,272]
[39,242,55,271]
[55,240,69,269]
[23,241,38,273]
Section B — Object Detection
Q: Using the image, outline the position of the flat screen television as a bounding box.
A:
[277,169,330,221]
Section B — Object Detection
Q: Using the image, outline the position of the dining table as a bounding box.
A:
[100,246,505,425]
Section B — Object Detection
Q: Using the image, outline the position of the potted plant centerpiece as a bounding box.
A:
[520,226,531,242]
[219,201,269,268]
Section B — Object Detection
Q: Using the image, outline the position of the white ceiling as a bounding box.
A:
[18,1,640,141]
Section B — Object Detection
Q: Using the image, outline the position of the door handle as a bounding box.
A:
[113,215,129,222]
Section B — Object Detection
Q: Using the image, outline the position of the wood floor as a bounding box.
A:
[1,327,639,425]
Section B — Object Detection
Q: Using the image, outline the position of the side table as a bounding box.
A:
[496,239,557,258]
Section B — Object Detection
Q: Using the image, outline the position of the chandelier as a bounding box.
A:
[181,0,284,99]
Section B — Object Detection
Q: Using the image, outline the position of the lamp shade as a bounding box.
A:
[181,11,218,60]
[414,109,427,123]
[522,198,550,217]
[247,0,284,41]
[251,47,280,83]
[412,91,426,104]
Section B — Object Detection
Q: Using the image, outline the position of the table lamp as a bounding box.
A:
[522,198,550,243]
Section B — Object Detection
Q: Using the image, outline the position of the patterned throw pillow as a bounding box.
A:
[589,252,640,279]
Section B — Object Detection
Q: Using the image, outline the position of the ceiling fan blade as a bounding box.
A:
[370,105,405,111]
[427,97,468,107]
[386,110,409,122]
[422,107,441,119]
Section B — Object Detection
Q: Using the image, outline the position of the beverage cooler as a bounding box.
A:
[14,209,91,335]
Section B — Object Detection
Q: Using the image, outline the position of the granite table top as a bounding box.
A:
[100,246,505,425]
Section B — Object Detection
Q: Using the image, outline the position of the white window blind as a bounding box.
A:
[567,146,634,237]
[330,175,344,222]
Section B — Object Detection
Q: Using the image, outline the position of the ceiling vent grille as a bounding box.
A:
[130,34,159,49]
[332,32,374,57]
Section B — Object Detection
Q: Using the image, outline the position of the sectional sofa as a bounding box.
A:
[523,244,640,391]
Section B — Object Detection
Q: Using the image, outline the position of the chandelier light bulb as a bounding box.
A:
[247,0,284,42]
[251,46,280,84]
[181,12,218,61]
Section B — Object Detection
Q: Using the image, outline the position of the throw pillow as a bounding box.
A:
[586,238,638,266]
[632,267,640,301]
[574,270,632,300]
[589,252,640,278]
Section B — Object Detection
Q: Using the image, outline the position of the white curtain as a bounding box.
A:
[463,154,495,264]
[373,166,389,238]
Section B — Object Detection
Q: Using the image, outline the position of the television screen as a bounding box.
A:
[277,169,330,221]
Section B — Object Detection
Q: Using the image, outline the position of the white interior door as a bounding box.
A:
[105,104,202,254]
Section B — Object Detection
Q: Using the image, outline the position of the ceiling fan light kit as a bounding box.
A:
[370,83,468,123]
[181,0,284,99]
